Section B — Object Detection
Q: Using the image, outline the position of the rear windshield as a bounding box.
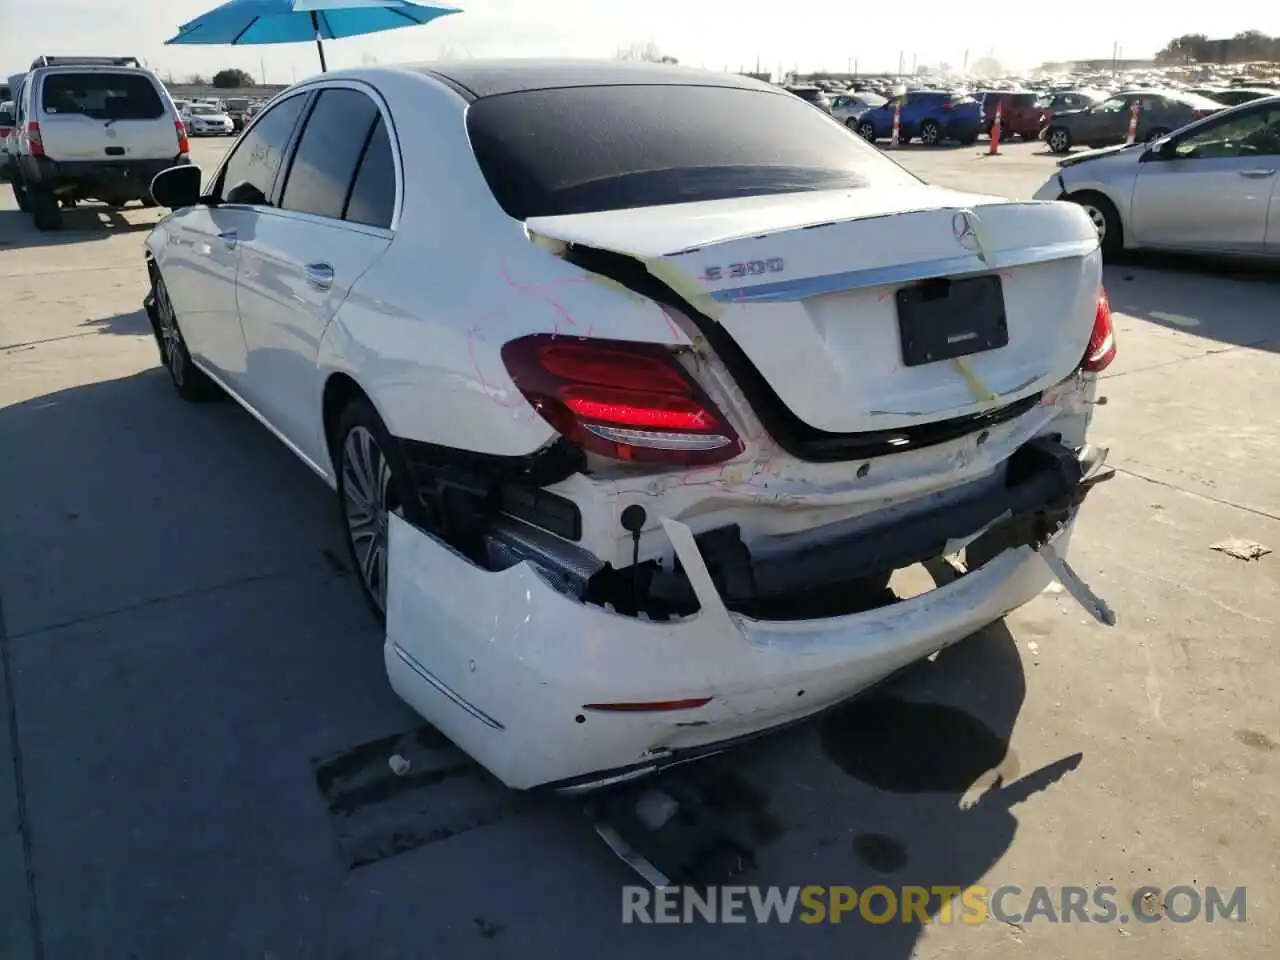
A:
[190,104,219,115]
[467,84,919,219]
[40,71,165,120]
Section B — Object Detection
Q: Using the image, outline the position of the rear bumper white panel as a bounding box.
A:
[384,511,1072,790]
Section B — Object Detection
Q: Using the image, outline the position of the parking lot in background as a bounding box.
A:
[1,135,1277,959]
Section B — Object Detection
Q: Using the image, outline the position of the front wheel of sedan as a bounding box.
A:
[150,272,220,402]
[1046,127,1072,154]
[1068,191,1123,258]
[334,398,415,623]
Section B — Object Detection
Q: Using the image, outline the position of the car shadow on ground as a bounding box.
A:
[0,365,1078,956]
[1104,255,1280,354]
[0,206,158,249]
[80,307,152,337]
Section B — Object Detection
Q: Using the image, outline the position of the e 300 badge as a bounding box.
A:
[699,258,786,282]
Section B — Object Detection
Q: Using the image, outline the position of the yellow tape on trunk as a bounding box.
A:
[951,356,999,403]
[644,258,725,320]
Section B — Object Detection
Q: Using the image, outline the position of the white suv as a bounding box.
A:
[10,56,190,230]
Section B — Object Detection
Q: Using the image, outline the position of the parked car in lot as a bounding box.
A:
[0,101,14,181]
[830,90,886,126]
[1042,89,1223,154]
[785,84,833,113]
[855,89,984,145]
[9,55,190,230]
[1035,89,1106,133]
[975,90,1042,139]
[1189,86,1276,107]
[144,60,1115,792]
[1035,96,1280,258]
[180,102,235,136]
[222,97,252,131]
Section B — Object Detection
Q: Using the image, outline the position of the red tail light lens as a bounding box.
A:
[175,119,189,154]
[502,335,743,466]
[1081,289,1117,373]
[26,121,43,157]
[0,127,10,139]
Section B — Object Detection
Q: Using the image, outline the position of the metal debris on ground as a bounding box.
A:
[1209,539,1271,562]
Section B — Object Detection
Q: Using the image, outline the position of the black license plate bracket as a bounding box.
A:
[896,274,1008,367]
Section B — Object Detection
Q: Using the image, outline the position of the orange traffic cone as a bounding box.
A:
[987,100,1003,155]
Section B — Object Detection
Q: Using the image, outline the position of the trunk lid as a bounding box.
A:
[527,186,1101,435]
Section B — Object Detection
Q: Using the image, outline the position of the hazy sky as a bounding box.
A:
[1,1,1274,84]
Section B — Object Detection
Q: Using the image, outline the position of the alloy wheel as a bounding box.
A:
[859,122,876,142]
[154,278,185,387]
[341,425,397,613]
[1049,130,1069,153]
[1080,204,1108,243]
[921,122,939,145]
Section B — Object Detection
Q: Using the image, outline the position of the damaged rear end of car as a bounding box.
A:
[382,75,1118,792]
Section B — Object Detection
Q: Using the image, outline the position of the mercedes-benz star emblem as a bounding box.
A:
[952,210,979,251]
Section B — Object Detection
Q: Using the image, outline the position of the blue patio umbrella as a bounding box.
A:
[165,0,461,73]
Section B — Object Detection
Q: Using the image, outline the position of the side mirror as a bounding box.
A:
[150,163,203,210]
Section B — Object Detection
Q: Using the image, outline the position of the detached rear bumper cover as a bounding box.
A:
[385,439,1102,791]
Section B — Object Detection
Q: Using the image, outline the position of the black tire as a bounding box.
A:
[920,120,941,146]
[1067,191,1123,258]
[1046,127,1072,154]
[11,181,29,212]
[149,270,221,402]
[331,396,417,623]
[857,120,877,143]
[28,188,63,231]
[141,196,158,208]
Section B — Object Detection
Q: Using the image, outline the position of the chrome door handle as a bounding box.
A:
[1238,169,1277,178]
[218,229,238,249]
[304,262,334,290]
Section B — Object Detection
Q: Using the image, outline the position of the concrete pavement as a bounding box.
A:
[0,138,1276,959]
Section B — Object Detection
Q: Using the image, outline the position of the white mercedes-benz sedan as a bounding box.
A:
[143,60,1118,792]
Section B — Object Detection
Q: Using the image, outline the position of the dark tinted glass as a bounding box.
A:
[0,108,12,126]
[344,115,395,229]
[216,92,306,206]
[281,88,380,220]
[467,85,917,219]
[40,72,164,120]
[1012,93,1038,106]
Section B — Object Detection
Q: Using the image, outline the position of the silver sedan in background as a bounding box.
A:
[1034,96,1280,258]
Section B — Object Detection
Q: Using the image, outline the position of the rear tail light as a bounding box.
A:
[175,119,189,154]
[501,334,743,466]
[1081,289,1117,372]
[0,127,10,139]
[26,121,43,157]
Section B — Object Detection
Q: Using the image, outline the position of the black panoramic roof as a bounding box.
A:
[407,58,777,100]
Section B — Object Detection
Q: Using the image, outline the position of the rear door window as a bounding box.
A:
[280,88,380,220]
[466,84,920,219]
[343,116,396,229]
[40,71,164,120]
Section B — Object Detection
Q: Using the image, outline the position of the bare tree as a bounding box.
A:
[616,41,678,64]
[185,73,209,85]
